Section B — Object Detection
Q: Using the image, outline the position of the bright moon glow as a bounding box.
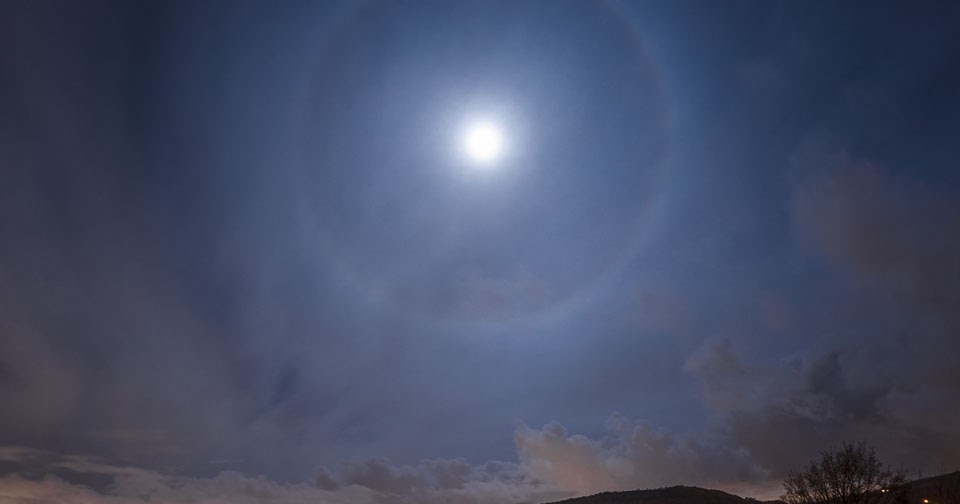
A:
[462,121,504,165]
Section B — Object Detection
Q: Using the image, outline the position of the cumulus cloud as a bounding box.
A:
[515,417,767,496]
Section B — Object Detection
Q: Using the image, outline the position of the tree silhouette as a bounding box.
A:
[782,442,906,504]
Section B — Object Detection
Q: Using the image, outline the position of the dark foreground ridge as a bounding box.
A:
[540,471,960,504]
[540,485,769,504]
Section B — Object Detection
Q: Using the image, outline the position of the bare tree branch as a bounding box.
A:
[782,442,906,504]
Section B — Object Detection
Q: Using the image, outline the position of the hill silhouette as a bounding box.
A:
[540,485,768,504]
[541,471,960,504]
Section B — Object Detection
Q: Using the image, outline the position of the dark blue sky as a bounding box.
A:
[1,1,959,502]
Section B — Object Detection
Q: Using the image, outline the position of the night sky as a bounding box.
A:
[1,1,959,503]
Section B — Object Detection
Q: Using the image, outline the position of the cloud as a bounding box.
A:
[654,160,960,487]
[0,447,380,504]
[3,159,959,504]
[792,160,960,326]
[0,471,379,504]
[315,456,564,504]
[0,415,778,504]
[686,338,960,480]
[514,417,769,497]
[674,160,960,478]
[791,160,960,443]
[0,446,566,504]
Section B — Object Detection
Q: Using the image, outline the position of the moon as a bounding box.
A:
[462,121,504,165]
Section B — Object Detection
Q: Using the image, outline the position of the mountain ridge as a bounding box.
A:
[540,484,773,504]
[540,471,960,504]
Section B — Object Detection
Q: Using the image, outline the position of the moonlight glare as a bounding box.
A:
[462,120,504,166]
